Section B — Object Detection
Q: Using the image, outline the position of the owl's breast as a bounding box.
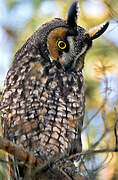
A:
[37,69,85,158]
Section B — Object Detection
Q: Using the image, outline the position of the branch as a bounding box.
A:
[0,136,118,180]
[0,136,87,180]
[0,136,43,167]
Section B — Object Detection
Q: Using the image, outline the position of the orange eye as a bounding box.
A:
[57,40,66,50]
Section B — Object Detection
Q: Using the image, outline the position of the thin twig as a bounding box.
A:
[114,119,118,150]
[60,168,72,180]
[68,148,118,161]
[90,125,114,149]
[82,97,107,131]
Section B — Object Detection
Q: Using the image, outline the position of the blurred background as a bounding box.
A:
[0,0,118,179]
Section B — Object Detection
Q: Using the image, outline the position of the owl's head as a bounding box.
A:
[20,1,109,72]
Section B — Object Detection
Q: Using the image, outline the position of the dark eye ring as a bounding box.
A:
[57,40,66,50]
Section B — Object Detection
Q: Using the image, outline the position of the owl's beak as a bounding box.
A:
[64,60,74,72]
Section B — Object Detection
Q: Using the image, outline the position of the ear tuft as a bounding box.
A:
[67,1,80,28]
[89,21,109,40]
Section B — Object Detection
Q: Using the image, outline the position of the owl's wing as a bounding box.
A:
[1,54,45,140]
[1,54,47,179]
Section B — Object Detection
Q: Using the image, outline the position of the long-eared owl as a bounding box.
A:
[1,1,109,179]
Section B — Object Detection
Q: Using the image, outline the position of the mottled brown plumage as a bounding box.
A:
[1,1,109,179]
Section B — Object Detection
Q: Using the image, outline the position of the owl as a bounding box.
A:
[1,1,109,179]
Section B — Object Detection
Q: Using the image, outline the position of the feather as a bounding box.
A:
[67,1,80,28]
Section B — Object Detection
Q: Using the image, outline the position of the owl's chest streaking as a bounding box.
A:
[1,56,85,159]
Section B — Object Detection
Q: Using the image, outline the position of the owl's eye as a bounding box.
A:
[57,40,67,50]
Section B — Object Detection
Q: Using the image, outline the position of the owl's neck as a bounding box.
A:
[50,60,84,73]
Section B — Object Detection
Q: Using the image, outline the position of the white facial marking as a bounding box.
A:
[75,45,87,61]
[61,36,74,67]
